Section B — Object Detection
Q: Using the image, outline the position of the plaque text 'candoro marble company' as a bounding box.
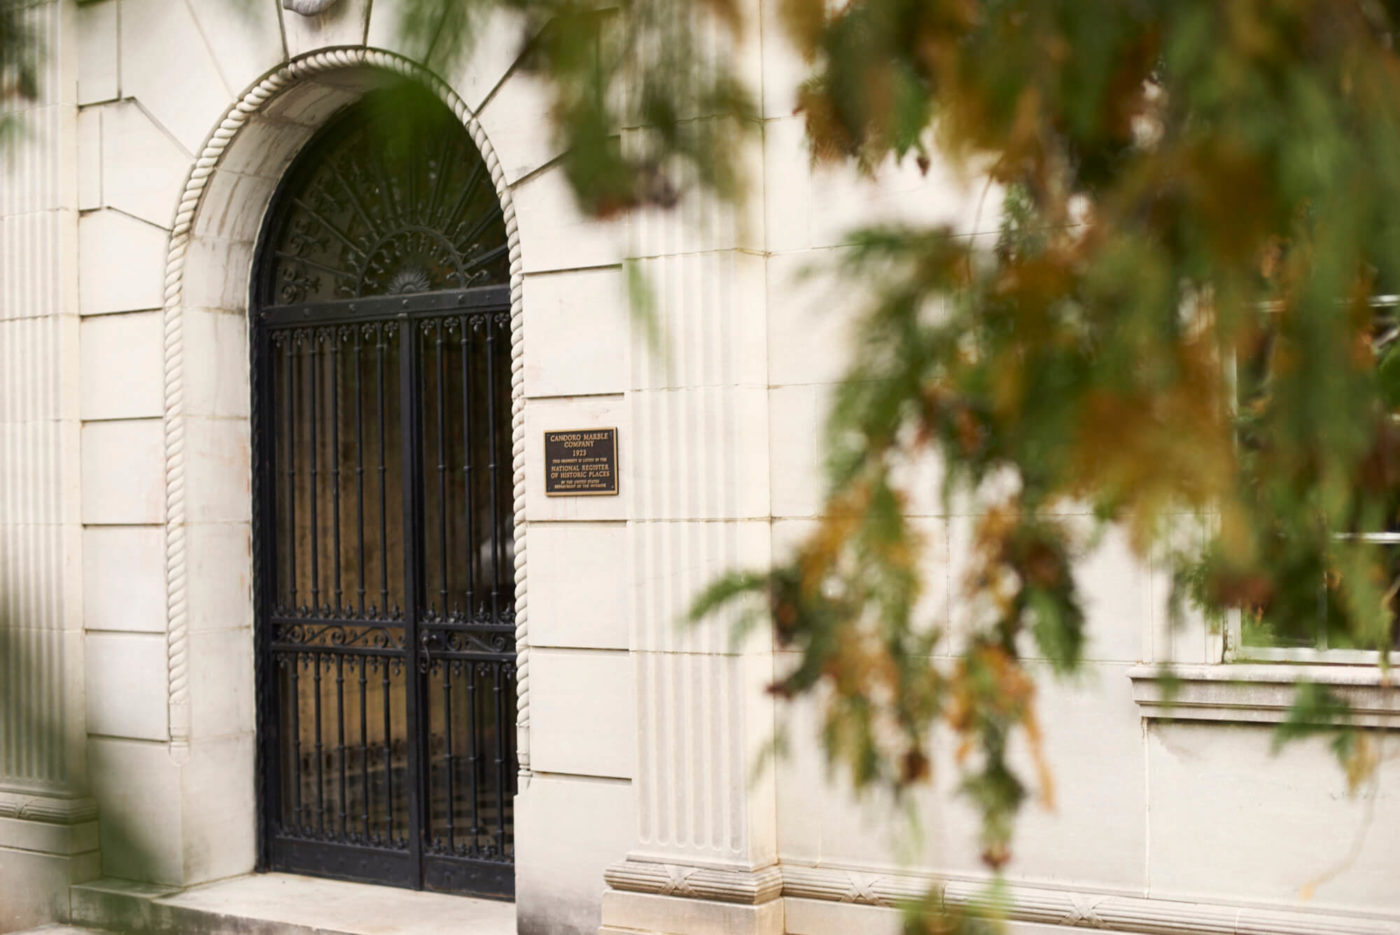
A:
[544,428,619,496]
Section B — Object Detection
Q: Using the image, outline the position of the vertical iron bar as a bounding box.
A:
[382,658,392,845]
[359,656,369,840]
[313,653,324,834]
[436,321,449,615]
[485,320,501,620]
[493,663,507,856]
[289,656,302,830]
[355,330,366,614]
[377,325,390,614]
[253,325,275,869]
[285,339,297,610]
[460,318,476,615]
[309,335,321,611]
[331,332,343,611]
[442,660,454,852]
[337,654,347,838]
[465,665,479,854]
[399,316,426,884]
[260,327,288,868]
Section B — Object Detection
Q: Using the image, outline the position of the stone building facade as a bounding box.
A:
[1,1,1399,934]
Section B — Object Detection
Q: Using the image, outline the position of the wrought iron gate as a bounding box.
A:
[251,89,516,898]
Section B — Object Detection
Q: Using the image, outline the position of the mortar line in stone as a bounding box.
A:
[180,0,237,101]
[126,97,198,162]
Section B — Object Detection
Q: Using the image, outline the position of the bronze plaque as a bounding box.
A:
[544,428,619,496]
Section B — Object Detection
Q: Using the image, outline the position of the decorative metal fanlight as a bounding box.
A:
[265,96,509,305]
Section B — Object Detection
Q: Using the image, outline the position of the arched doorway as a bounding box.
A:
[251,85,517,899]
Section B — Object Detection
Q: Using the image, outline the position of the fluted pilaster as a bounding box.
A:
[0,0,85,803]
[603,29,778,925]
[0,3,100,930]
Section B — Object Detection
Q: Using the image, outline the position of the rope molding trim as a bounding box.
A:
[161,47,530,775]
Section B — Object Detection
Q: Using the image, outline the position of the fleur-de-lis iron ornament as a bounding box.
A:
[282,0,341,15]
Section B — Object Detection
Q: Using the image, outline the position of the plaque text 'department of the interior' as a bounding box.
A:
[544,428,619,496]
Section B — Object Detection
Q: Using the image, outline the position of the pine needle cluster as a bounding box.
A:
[393,2,1400,925]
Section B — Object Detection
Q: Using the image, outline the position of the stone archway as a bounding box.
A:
[157,49,530,879]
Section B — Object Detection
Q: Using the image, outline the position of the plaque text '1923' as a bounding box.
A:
[544,428,619,496]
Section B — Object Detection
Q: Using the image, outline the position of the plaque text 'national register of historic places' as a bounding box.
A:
[544,428,619,496]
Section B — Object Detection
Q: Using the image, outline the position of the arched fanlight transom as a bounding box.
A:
[263,89,509,305]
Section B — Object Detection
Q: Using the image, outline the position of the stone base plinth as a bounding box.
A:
[598,890,784,935]
[0,794,100,933]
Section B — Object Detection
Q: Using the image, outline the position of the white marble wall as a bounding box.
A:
[70,0,260,889]
[62,2,642,932]
[0,1,1394,934]
[754,10,1400,935]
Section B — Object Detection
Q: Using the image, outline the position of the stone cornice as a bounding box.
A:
[1128,663,1400,728]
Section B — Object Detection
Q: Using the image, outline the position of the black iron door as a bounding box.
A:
[250,89,516,898]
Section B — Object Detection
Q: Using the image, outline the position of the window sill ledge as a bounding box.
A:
[1127,662,1400,728]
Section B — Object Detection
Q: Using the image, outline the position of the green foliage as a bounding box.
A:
[0,622,154,922]
[1272,681,1353,750]
[7,0,1394,929]
[738,0,1400,865]
[0,0,39,145]
[393,0,757,216]
[394,0,1400,919]
[900,879,1010,935]
[1272,681,1381,793]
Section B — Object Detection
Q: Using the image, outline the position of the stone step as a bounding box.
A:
[70,874,517,935]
